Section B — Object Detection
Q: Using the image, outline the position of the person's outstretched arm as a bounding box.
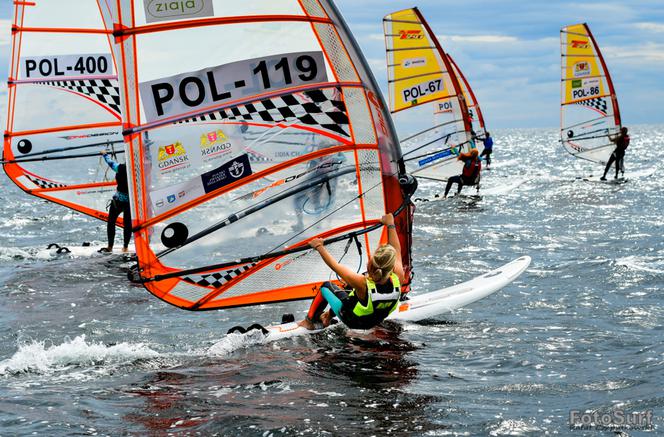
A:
[382,214,406,284]
[309,238,366,292]
[101,150,119,172]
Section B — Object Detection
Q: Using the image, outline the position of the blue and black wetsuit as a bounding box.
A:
[103,154,132,249]
[306,274,402,329]
[480,136,493,166]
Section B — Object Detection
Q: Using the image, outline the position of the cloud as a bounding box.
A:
[440,35,519,44]
[603,43,664,62]
[635,22,664,33]
[0,18,10,46]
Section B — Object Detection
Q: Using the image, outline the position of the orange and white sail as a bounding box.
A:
[106,0,414,310]
[384,7,477,182]
[3,0,125,222]
[561,23,621,165]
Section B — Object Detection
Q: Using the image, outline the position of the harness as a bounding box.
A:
[616,135,630,155]
[461,158,481,184]
[116,164,129,195]
[342,273,401,329]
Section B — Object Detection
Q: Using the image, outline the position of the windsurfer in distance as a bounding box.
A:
[299,213,406,330]
[479,131,494,169]
[100,150,132,253]
[600,126,630,180]
[443,148,482,197]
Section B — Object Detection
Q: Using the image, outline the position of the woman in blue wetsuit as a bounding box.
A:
[479,132,494,168]
[100,151,132,253]
[299,213,406,330]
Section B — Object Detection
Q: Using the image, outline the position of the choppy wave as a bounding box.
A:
[0,335,160,377]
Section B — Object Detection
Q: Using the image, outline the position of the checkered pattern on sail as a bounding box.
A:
[575,97,607,115]
[177,89,350,138]
[182,263,257,289]
[247,150,273,164]
[36,79,121,115]
[26,174,68,189]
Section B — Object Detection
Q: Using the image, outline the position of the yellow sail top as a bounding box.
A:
[384,8,458,113]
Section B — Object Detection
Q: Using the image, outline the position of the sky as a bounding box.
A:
[1,1,663,129]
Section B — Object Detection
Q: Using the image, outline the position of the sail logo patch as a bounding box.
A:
[143,0,214,24]
[201,153,252,194]
[228,161,245,178]
[200,129,232,162]
[402,57,427,68]
[157,141,190,173]
[571,40,589,49]
[573,62,591,77]
[399,30,423,40]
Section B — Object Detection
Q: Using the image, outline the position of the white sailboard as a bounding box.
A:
[214,256,531,345]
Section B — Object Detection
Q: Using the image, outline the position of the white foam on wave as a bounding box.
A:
[0,247,32,261]
[0,335,160,377]
[628,166,658,178]
[489,418,542,436]
[616,256,664,274]
[207,329,267,356]
[480,177,530,196]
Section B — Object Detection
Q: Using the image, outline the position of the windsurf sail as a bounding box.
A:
[108,1,414,310]
[383,7,477,182]
[3,0,125,222]
[560,23,621,165]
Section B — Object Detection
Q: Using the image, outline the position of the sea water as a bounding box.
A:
[1,126,662,435]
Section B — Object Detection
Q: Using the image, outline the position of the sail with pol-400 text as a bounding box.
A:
[106,0,415,310]
[3,0,125,223]
[383,7,478,182]
[560,23,621,165]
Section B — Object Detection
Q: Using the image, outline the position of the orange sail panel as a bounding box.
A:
[3,0,124,222]
[383,7,476,182]
[109,1,413,310]
[560,23,621,165]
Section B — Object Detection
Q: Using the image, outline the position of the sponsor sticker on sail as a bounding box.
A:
[200,128,233,163]
[200,153,252,193]
[570,39,589,49]
[402,57,427,68]
[573,61,591,77]
[150,177,206,215]
[143,0,214,24]
[157,141,191,173]
[399,30,424,40]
